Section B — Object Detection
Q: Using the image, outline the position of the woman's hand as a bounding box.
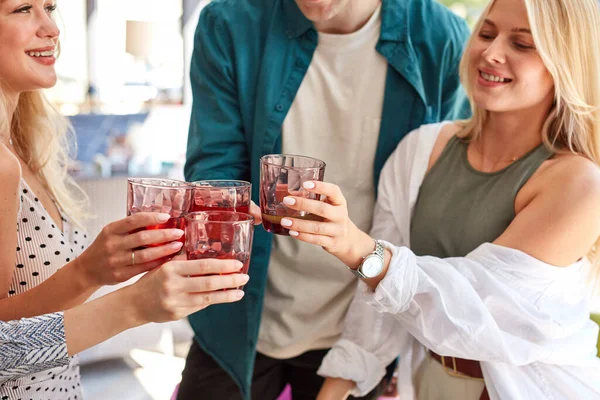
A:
[278,181,358,255]
[280,181,387,275]
[63,255,249,355]
[76,212,185,288]
[127,255,249,323]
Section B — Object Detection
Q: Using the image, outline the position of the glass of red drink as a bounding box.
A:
[185,211,254,289]
[259,154,326,236]
[190,180,251,213]
[127,178,192,248]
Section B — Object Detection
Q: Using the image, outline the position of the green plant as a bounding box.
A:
[438,0,488,26]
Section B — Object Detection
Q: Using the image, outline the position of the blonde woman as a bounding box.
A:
[0,1,248,398]
[267,0,600,398]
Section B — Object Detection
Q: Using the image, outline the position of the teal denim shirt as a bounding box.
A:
[184,0,470,397]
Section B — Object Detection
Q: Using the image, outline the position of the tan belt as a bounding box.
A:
[429,351,489,400]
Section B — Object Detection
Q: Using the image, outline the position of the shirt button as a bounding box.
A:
[275,104,284,112]
[296,59,305,68]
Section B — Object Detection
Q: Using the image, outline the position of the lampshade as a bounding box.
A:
[125,20,156,59]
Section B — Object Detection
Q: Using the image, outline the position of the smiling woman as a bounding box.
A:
[0,0,87,229]
[0,0,61,91]
[278,0,600,399]
[0,1,250,399]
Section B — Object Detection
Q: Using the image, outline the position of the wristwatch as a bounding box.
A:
[349,240,385,279]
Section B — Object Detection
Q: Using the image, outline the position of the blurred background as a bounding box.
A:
[53,0,488,185]
[53,1,592,400]
[52,0,201,184]
[439,0,488,25]
[52,0,489,185]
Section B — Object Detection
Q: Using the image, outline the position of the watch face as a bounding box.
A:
[361,255,383,278]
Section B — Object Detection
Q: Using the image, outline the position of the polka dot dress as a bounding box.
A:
[1,180,90,400]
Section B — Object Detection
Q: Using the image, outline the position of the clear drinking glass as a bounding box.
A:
[190,180,251,213]
[127,178,192,247]
[185,211,254,289]
[259,154,326,236]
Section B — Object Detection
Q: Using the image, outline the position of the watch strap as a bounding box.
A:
[349,266,367,279]
[373,240,385,261]
[348,239,384,278]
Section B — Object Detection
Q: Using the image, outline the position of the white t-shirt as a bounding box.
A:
[257,4,387,359]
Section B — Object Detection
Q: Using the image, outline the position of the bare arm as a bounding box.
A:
[0,145,20,302]
[63,256,247,354]
[1,255,248,381]
[63,286,142,356]
[0,211,188,320]
[494,155,600,267]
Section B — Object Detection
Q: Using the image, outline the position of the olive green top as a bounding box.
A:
[410,135,553,258]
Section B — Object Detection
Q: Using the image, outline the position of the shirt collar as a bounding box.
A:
[282,0,313,38]
[380,0,407,42]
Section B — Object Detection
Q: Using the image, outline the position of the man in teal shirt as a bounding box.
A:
[181,0,470,399]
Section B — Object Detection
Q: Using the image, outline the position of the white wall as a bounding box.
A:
[183,1,210,105]
[90,0,184,105]
[46,2,88,105]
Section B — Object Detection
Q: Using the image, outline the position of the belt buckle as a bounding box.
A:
[440,355,484,381]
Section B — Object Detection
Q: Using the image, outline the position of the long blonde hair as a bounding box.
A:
[0,0,88,227]
[458,0,600,282]
[1,89,89,227]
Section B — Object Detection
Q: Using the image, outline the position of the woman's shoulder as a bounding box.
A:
[538,153,600,194]
[532,152,600,208]
[503,152,600,267]
[522,153,600,213]
[426,121,463,171]
[379,121,461,190]
[384,121,461,172]
[557,156,600,212]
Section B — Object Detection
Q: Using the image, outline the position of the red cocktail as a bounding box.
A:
[185,211,254,289]
[127,178,192,248]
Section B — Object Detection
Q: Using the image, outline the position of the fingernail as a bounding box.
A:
[283,197,296,205]
[172,229,184,238]
[170,241,183,248]
[280,218,292,227]
[240,274,250,283]
[303,181,315,189]
[289,230,299,237]
[157,213,171,222]
[236,291,245,299]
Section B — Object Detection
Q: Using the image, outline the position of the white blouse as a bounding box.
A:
[317,123,600,400]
